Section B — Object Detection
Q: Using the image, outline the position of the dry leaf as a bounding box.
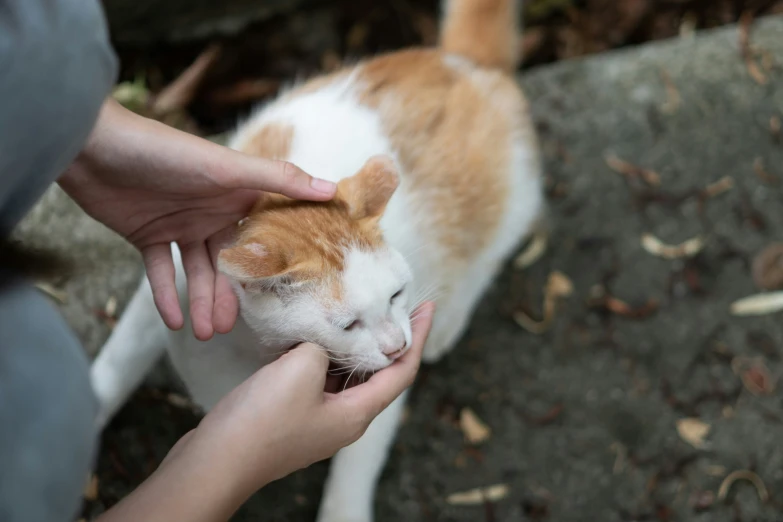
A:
[730,291,783,316]
[446,484,509,505]
[770,117,781,142]
[753,158,779,184]
[731,356,776,396]
[752,243,783,290]
[459,408,492,444]
[547,271,574,297]
[676,418,711,449]
[659,68,681,114]
[641,234,704,260]
[112,76,150,114]
[34,282,67,304]
[741,365,775,395]
[83,474,99,501]
[717,470,769,503]
[104,296,118,318]
[703,176,734,198]
[514,231,548,269]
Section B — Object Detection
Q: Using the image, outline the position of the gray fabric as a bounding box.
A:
[0,281,98,522]
[0,0,118,521]
[0,0,118,235]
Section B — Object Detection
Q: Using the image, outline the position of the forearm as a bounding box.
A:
[97,448,254,522]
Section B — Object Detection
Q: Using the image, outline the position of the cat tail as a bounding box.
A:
[439,0,521,73]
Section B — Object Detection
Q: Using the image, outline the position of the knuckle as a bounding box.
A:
[280,161,301,187]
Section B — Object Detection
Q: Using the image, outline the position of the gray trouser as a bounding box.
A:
[0,0,117,521]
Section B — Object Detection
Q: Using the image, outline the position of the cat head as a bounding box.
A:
[218,155,413,373]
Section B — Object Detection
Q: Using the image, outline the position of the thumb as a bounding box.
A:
[215,147,337,201]
[278,343,330,390]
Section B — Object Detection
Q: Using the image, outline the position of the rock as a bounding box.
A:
[102,0,315,45]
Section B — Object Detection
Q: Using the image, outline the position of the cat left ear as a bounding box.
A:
[218,243,284,282]
[337,155,400,221]
[218,242,316,291]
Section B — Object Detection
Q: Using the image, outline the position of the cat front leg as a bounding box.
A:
[316,390,409,522]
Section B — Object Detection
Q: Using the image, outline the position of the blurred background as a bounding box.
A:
[103,0,783,135]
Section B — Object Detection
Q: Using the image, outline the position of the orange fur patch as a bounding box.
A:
[356,49,533,260]
[218,159,396,288]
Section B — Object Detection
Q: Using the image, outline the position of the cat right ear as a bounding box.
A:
[338,155,400,222]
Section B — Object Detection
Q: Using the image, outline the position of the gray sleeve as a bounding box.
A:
[0,0,118,236]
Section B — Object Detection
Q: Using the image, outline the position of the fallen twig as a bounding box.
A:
[739,11,768,85]
[753,158,779,185]
[703,176,734,198]
[605,153,661,187]
[514,271,573,334]
[208,78,281,105]
[153,43,222,116]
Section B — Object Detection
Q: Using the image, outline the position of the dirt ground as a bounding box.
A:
[46,15,783,522]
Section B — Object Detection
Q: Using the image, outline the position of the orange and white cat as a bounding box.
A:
[91,0,543,519]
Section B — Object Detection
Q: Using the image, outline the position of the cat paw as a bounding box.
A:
[316,510,372,522]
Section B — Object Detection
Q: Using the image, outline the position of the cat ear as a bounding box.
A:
[337,155,400,221]
[218,242,312,287]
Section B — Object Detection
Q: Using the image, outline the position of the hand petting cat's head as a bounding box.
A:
[218,155,413,373]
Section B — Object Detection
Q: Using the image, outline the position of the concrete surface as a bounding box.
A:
[16,16,783,522]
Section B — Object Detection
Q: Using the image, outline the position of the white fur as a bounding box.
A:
[90,53,543,521]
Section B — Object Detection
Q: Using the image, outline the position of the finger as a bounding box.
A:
[142,244,184,330]
[327,302,435,417]
[207,231,239,334]
[179,241,216,341]
[215,149,336,201]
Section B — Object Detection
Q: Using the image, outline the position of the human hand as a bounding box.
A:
[185,302,435,492]
[98,303,435,522]
[59,99,336,340]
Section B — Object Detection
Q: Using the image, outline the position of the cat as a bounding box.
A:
[90,0,544,519]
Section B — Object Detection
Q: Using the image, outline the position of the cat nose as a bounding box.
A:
[382,342,407,360]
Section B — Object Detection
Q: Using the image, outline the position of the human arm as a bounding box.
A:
[96,302,435,522]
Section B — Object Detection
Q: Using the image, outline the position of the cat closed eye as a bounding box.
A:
[344,320,360,331]
[390,288,404,303]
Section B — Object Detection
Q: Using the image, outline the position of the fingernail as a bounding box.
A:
[310,177,337,195]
